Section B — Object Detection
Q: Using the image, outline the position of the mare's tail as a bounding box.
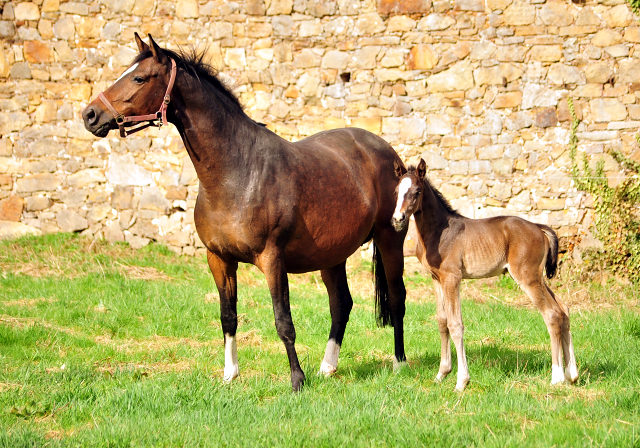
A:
[373,243,392,327]
[538,224,559,279]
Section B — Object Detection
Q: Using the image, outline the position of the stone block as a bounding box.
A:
[351,46,380,69]
[535,107,557,128]
[293,49,321,68]
[492,91,522,108]
[267,0,292,15]
[25,196,51,212]
[355,12,386,35]
[0,196,24,221]
[589,98,627,123]
[591,29,623,47]
[322,50,350,69]
[24,41,53,64]
[427,61,474,92]
[16,174,62,193]
[350,117,382,135]
[503,1,535,26]
[104,221,125,243]
[417,13,455,31]
[407,44,438,70]
[387,16,417,32]
[378,0,431,15]
[0,221,42,241]
[15,2,40,20]
[537,198,565,211]
[106,154,153,186]
[139,187,171,213]
[617,59,640,84]
[540,1,574,26]
[112,186,134,210]
[57,209,88,233]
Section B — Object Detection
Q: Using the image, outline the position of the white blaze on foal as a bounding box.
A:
[223,333,239,382]
[319,338,340,376]
[393,177,413,222]
[115,63,139,83]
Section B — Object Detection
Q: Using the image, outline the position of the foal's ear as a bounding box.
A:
[148,34,168,64]
[134,32,149,53]
[417,158,426,181]
[394,161,405,178]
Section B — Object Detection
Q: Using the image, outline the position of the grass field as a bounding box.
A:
[0,233,639,447]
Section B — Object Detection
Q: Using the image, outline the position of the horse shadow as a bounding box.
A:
[337,344,621,385]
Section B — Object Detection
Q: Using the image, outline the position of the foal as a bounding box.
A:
[392,159,578,391]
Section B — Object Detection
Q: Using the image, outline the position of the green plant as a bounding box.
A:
[568,97,640,284]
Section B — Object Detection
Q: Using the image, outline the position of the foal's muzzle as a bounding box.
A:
[391,213,407,232]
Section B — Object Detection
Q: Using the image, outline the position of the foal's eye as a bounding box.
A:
[132,76,145,84]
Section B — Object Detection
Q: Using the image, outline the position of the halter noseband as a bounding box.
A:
[98,58,177,138]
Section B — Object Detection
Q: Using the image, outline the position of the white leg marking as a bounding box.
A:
[551,364,565,385]
[115,63,139,83]
[435,372,447,382]
[393,177,413,221]
[393,357,408,372]
[223,333,239,382]
[565,363,579,383]
[319,339,340,376]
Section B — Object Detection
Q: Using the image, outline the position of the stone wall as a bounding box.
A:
[1,0,639,256]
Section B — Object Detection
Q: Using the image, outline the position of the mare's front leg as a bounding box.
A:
[441,274,470,391]
[207,251,239,382]
[260,248,305,391]
[319,262,354,376]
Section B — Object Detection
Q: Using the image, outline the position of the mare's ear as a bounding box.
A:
[148,34,168,64]
[417,158,426,181]
[135,32,149,53]
[394,161,404,178]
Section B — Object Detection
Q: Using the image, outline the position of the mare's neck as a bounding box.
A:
[168,69,275,187]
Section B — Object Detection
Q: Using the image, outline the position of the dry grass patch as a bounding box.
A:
[94,334,217,353]
[1,297,57,308]
[94,360,192,376]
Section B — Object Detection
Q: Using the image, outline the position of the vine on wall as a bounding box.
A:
[568,98,640,284]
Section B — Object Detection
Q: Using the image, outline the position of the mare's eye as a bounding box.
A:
[133,76,145,84]
[414,190,421,197]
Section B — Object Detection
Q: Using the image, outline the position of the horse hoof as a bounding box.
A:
[455,380,469,392]
[435,372,448,382]
[565,365,579,384]
[223,370,239,383]
[393,359,408,373]
[318,361,337,377]
[551,365,565,385]
[291,371,306,392]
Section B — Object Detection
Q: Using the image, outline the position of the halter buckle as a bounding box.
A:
[163,95,170,105]
[115,115,125,125]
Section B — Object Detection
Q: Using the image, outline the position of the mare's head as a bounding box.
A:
[82,34,174,137]
[391,158,426,232]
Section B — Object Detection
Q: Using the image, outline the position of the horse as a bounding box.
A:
[391,159,578,391]
[82,34,408,391]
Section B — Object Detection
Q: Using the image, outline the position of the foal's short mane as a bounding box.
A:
[133,47,243,111]
[406,165,461,216]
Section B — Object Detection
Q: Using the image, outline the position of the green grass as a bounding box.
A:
[0,233,639,447]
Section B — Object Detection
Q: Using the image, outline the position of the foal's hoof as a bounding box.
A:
[551,365,566,386]
[223,367,239,383]
[318,361,337,377]
[291,371,306,392]
[435,372,448,382]
[455,379,469,392]
[565,365,579,384]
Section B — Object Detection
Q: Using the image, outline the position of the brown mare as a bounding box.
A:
[82,34,408,391]
[391,159,578,391]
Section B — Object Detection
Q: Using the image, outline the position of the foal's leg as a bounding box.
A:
[374,229,408,369]
[433,280,453,382]
[207,251,239,382]
[547,284,578,383]
[514,273,571,385]
[441,274,470,391]
[259,248,305,392]
[319,262,353,376]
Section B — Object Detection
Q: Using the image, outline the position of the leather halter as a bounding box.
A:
[98,58,177,138]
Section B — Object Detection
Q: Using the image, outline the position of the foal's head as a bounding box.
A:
[83,33,174,137]
[391,158,426,232]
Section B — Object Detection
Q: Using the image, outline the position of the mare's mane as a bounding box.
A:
[133,47,244,113]
[406,164,461,216]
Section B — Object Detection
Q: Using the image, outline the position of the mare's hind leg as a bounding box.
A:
[374,228,408,369]
[433,279,452,382]
[511,268,575,385]
[319,262,354,376]
[441,274,470,391]
[207,251,239,382]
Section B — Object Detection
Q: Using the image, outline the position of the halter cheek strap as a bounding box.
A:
[98,58,177,138]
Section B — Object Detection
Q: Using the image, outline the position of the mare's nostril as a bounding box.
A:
[83,107,97,125]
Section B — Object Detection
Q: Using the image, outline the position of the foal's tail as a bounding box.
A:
[373,243,392,327]
[538,224,559,279]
